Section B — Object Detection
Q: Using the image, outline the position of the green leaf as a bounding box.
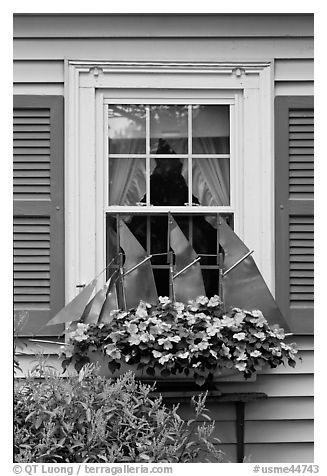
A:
[145,367,155,376]
[288,358,296,368]
[160,369,171,377]
[194,374,206,386]
[140,354,151,364]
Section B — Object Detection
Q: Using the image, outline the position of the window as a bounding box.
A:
[66,61,274,305]
[105,103,234,297]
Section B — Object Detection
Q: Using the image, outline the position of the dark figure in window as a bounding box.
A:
[128,139,221,297]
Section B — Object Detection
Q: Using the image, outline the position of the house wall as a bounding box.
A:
[13,13,314,463]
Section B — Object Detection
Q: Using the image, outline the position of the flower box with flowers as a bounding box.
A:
[60,295,298,387]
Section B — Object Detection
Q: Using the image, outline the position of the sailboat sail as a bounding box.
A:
[119,220,158,308]
[169,214,206,302]
[218,218,290,331]
[46,278,97,327]
[82,273,119,324]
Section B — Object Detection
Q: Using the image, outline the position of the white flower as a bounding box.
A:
[70,323,89,342]
[190,341,209,352]
[206,319,223,336]
[233,332,246,341]
[196,296,209,305]
[249,310,267,327]
[158,335,181,350]
[127,323,138,334]
[192,362,201,368]
[236,351,248,361]
[221,343,231,357]
[152,350,163,358]
[250,350,262,357]
[186,313,196,325]
[177,351,189,359]
[271,326,285,340]
[233,311,246,326]
[110,331,125,343]
[136,302,148,318]
[140,332,154,343]
[270,347,282,357]
[104,343,121,360]
[235,362,247,372]
[60,344,74,358]
[253,331,266,341]
[159,296,171,306]
[159,353,174,365]
[115,311,128,320]
[221,316,237,328]
[207,295,222,307]
[174,302,185,312]
[128,334,141,345]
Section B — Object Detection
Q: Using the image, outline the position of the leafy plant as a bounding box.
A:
[61,296,298,386]
[14,367,224,463]
[14,311,30,375]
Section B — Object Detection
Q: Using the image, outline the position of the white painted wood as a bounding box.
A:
[13,83,64,95]
[245,420,314,443]
[275,81,314,96]
[95,91,106,288]
[215,374,314,397]
[79,70,260,89]
[13,38,314,61]
[13,14,313,39]
[275,59,314,81]
[246,397,314,420]
[66,60,275,303]
[259,350,313,374]
[79,87,97,287]
[13,60,64,83]
[245,443,313,463]
[286,335,314,351]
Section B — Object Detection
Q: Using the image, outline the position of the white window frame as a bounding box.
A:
[65,60,274,303]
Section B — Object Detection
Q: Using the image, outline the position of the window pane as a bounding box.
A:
[150,105,188,154]
[109,157,146,205]
[192,105,230,154]
[150,157,188,206]
[108,105,146,154]
[190,157,230,206]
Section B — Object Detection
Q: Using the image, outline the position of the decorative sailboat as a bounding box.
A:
[45,213,289,332]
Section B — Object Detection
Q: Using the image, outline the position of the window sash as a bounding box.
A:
[106,103,234,211]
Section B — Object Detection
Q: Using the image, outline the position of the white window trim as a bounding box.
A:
[65,60,274,303]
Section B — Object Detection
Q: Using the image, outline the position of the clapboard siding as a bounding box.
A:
[245,443,313,463]
[13,38,314,61]
[13,14,313,39]
[259,350,313,374]
[211,375,314,397]
[275,59,314,81]
[13,84,65,95]
[275,82,314,96]
[245,397,314,420]
[13,60,64,83]
[245,420,313,443]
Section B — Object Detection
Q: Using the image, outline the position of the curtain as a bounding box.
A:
[109,139,155,206]
[182,138,230,206]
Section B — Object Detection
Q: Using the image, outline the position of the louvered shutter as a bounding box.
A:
[275,96,314,334]
[13,96,65,336]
